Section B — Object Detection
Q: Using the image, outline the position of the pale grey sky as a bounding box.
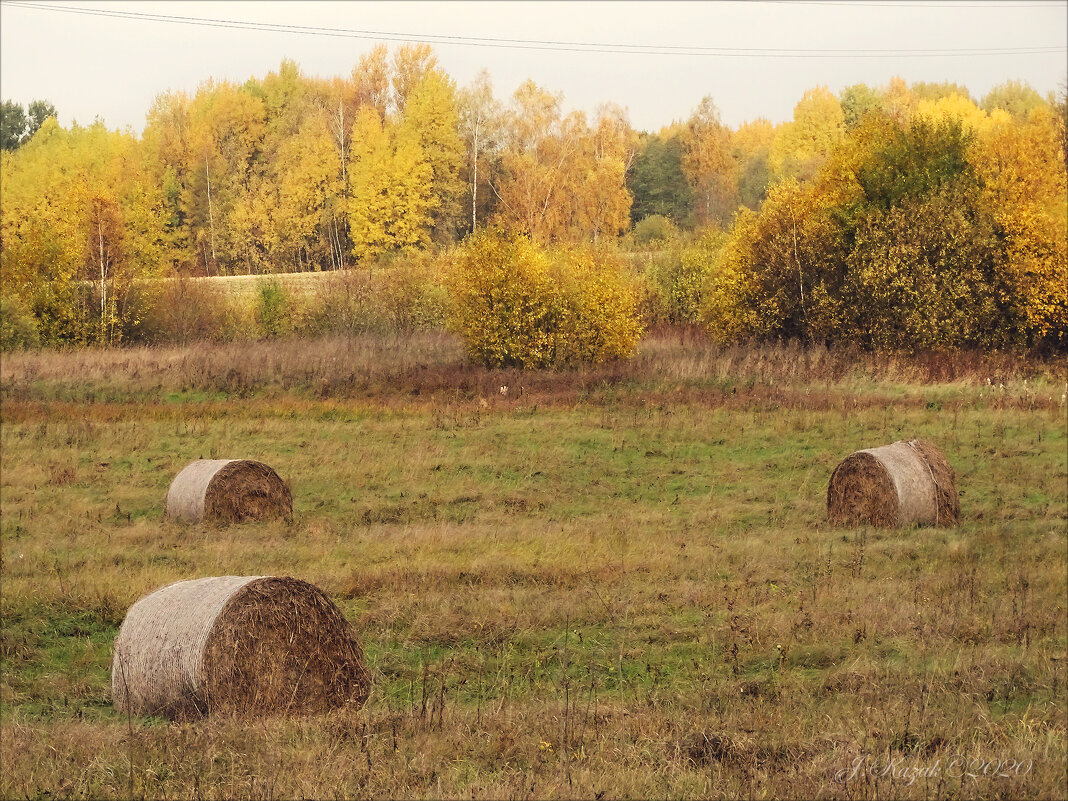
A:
[1,0,1065,134]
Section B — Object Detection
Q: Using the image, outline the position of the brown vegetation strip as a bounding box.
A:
[2,331,1062,402]
[0,383,1057,427]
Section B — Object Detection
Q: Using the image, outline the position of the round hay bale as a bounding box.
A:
[165,459,292,523]
[827,439,959,528]
[111,576,371,720]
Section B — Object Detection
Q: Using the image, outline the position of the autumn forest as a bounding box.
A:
[1,44,1066,353]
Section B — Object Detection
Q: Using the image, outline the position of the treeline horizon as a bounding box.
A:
[1,45,1066,351]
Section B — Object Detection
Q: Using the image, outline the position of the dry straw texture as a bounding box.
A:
[165,459,293,523]
[111,576,371,720]
[827,439,959,527]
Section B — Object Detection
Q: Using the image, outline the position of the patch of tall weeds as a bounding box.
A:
[123,276,235,345]
[299,257,449,337]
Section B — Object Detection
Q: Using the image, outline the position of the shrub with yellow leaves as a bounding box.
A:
[446,231,645,368]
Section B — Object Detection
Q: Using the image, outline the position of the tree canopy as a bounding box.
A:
[1,61,1064,351]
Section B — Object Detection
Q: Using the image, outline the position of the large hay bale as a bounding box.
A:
[111,576,371,719]
[165,459,292,523]
[827,439,959,528]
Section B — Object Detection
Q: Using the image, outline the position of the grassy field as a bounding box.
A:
[144,251,665,302]
[1,331,1065,799]
[188,270,342,299]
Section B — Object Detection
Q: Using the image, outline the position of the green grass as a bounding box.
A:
[1,332,1065,799]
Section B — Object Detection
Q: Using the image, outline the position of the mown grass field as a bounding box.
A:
[146,250,664,303]
[1,331,1066,799]
[187,270,341,299]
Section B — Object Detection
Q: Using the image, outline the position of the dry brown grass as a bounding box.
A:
[4,697,1065,800]
[2,329,1063,411]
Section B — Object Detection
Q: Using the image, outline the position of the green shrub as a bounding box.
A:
[256,278,301,338]
[635,262,671,328]
[632,214,679,248]
[0,294,40,350]
[446,231,645,368]
[636,227,725,327]
[673,228,726,324]
[29,282,96,347]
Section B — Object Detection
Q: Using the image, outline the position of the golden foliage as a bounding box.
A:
[681,97,736,225]
[0,119,166,344]
[399,70,466,241]
[491,82,633,244]
[446,231,644,368]
[768,86,845,182]
[699,105,1068,350]
[347,108,433,262]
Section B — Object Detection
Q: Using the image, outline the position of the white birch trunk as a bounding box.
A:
[471,121,479,234]
[205,158,217,267]
[98,217,107,342]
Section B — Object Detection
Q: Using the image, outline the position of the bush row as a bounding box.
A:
[1,257,451,350]
[2,237,655,369]
[0,233,736,358]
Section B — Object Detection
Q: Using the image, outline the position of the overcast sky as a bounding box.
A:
[1,0,1065,134]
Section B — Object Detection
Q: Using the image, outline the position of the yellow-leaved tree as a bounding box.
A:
[141,90,194,270]
[0,119,166,344]
[347,107,432,262]
[768,86,845,182]
[398,70,466,243]
[972,105,1068,345]
[276,115,344,268]
[571,104,635,243]
[492,81,572,243]
[492,81,632,244]
[731,117,777,210]
[391,44,438,116]
[681,96,736,225]
[352,45,391,121]
[185,80,266,274]
[700,177,846,343]
[700,97,1067,350]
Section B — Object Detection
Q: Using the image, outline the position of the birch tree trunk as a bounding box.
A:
[98,217,107,343]
[471,121,479,234]
[205,158,217,269]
